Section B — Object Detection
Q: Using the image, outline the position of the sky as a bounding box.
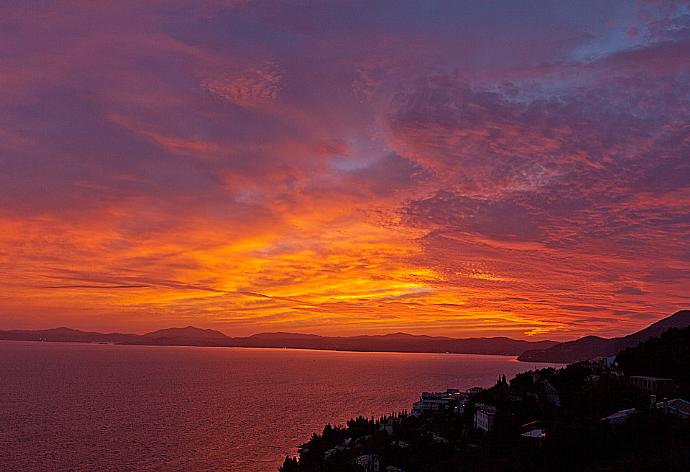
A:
[1,0,689,340]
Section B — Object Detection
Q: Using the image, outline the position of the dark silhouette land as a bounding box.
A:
[2,310,689,362]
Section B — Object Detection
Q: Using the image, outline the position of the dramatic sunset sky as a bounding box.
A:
[1,1,688,339]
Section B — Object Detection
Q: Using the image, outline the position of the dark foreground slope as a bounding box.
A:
[518,310,690,363]
[281,322,690,472]
[617,325,690,395]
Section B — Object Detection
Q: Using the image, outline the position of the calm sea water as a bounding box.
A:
[0,341,555,471]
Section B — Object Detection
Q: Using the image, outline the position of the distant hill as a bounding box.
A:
[230,332,558,355]
[518,310,690,363]
[0,327,138,344]
[243,332,325,342]
[0,326,557,356]
[137,326,231,345]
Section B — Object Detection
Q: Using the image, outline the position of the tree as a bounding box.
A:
[278,456,299,472]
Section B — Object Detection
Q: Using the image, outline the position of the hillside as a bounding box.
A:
[617,325,690,394]
[518,310,690,363]
[280,323,690,472]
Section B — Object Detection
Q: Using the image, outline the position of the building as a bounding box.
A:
[379,417,400,435]
[412,389,467,416]
[656,398,690,419]
[520,421,550,441]
[473,403,497,432]
[521,428,547,440]
[629,375,674,393]
[601,408,636,425]
[592,355,617,368]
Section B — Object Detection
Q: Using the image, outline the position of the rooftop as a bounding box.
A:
[602,408,636,422]
[665,398,690,414]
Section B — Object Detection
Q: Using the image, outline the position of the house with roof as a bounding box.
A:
[656,398,690,419]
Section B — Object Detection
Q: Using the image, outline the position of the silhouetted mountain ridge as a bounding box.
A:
[3,310,686,359]
[518,309,690,363]
[0,327,138,344]
[0,326,556,355]
[142,326,229,340]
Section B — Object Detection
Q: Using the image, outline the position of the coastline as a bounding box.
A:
[0,338,561,361]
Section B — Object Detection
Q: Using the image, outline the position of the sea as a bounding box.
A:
[0,341,558,471]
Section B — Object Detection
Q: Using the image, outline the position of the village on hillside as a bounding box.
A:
[279,326,690,472]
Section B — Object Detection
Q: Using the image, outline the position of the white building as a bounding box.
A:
[473,403,497,432]
[412,389,466,416]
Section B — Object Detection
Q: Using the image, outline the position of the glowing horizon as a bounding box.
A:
[1,1,689,340]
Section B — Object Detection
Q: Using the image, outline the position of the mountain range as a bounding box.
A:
[1,309,688,361]
[0,326,557,356]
